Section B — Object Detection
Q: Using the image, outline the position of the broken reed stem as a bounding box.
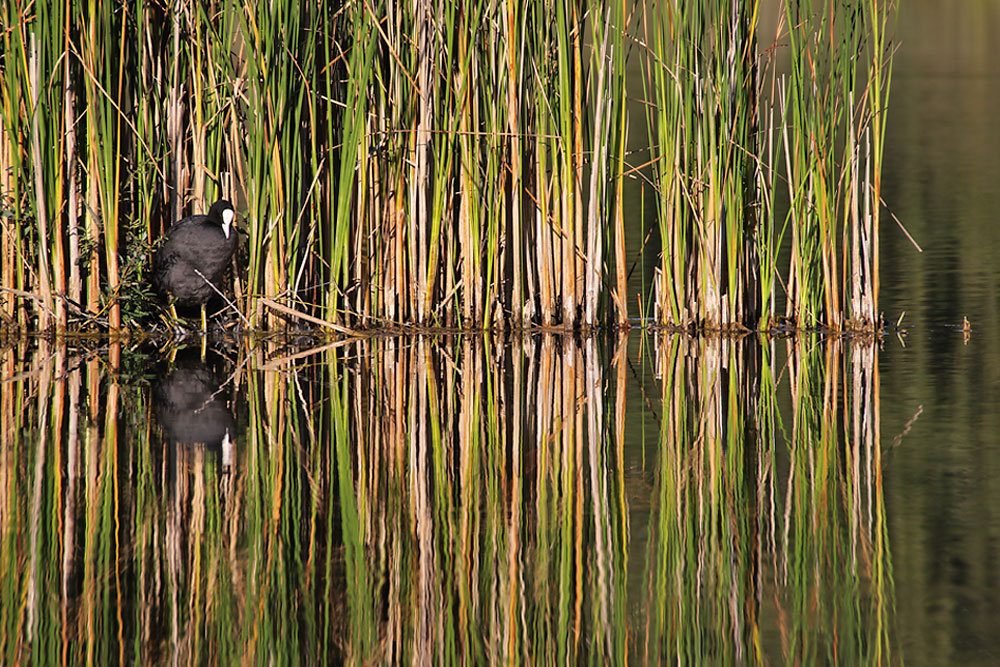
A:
[260,298,358,336]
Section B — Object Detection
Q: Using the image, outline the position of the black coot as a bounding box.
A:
[153,199,237,328]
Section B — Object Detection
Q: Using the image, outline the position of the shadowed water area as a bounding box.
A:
[2,2,999,665]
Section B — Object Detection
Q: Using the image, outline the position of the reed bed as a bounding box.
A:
[0,1,896,334]
[0,332,894,662]
[643,0,896,331]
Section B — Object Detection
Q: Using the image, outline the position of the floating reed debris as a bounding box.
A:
[0,1,897,334]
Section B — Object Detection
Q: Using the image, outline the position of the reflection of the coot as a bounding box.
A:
[154,348,236,469]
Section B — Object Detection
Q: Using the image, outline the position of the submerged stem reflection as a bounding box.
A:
[0,333,894,663]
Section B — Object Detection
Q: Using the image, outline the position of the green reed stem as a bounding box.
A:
[0,0,896,333]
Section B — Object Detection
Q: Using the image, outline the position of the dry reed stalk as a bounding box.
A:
[612,76,628,327]
[107,11,127,332]
[571,5,584,327]
[260,297,358,335]
[536,135,555,325]
[458,95,475,323]
[585,21,608,327]
[0,139,12,325]
[847,94,862,327]
[48,39,68,332]
[28,37,55,332]
[412,1,432,323]
[169,10,183,224]
[862,127,875,321]
[64,22,81,308]
[506,5,524,327]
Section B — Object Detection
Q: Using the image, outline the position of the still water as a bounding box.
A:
[2,334,887,664]
[3,2,999,665]
[878,2,1000,665]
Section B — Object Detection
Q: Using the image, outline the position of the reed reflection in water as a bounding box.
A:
[0,333,894,663]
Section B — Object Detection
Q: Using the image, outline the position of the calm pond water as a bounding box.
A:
[3,333,888,664]
[878,2,1000,665]
[2,2,999,665]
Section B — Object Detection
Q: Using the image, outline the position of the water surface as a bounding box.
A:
[1,334,890,663]
[878,2,1000,664]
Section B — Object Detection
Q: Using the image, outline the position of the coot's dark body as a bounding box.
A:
[153,199,237,312]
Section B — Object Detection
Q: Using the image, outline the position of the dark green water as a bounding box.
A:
[2,3,997,665]
[879,3,1000,664]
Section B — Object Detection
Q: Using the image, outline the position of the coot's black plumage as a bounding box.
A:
[153,199,237,326]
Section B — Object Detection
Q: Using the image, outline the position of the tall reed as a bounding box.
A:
[643,0,897,331]
[0,0,895,333]
[643,0,760,331]
[772,0,892,330]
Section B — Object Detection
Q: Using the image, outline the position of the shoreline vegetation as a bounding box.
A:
[0,0,897,336]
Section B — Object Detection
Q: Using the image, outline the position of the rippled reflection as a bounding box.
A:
[0,334,893,663]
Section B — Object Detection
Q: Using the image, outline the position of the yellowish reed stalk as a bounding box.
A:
[64,11,81,308]
[506,3,524,326]
[28,37,55,332]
